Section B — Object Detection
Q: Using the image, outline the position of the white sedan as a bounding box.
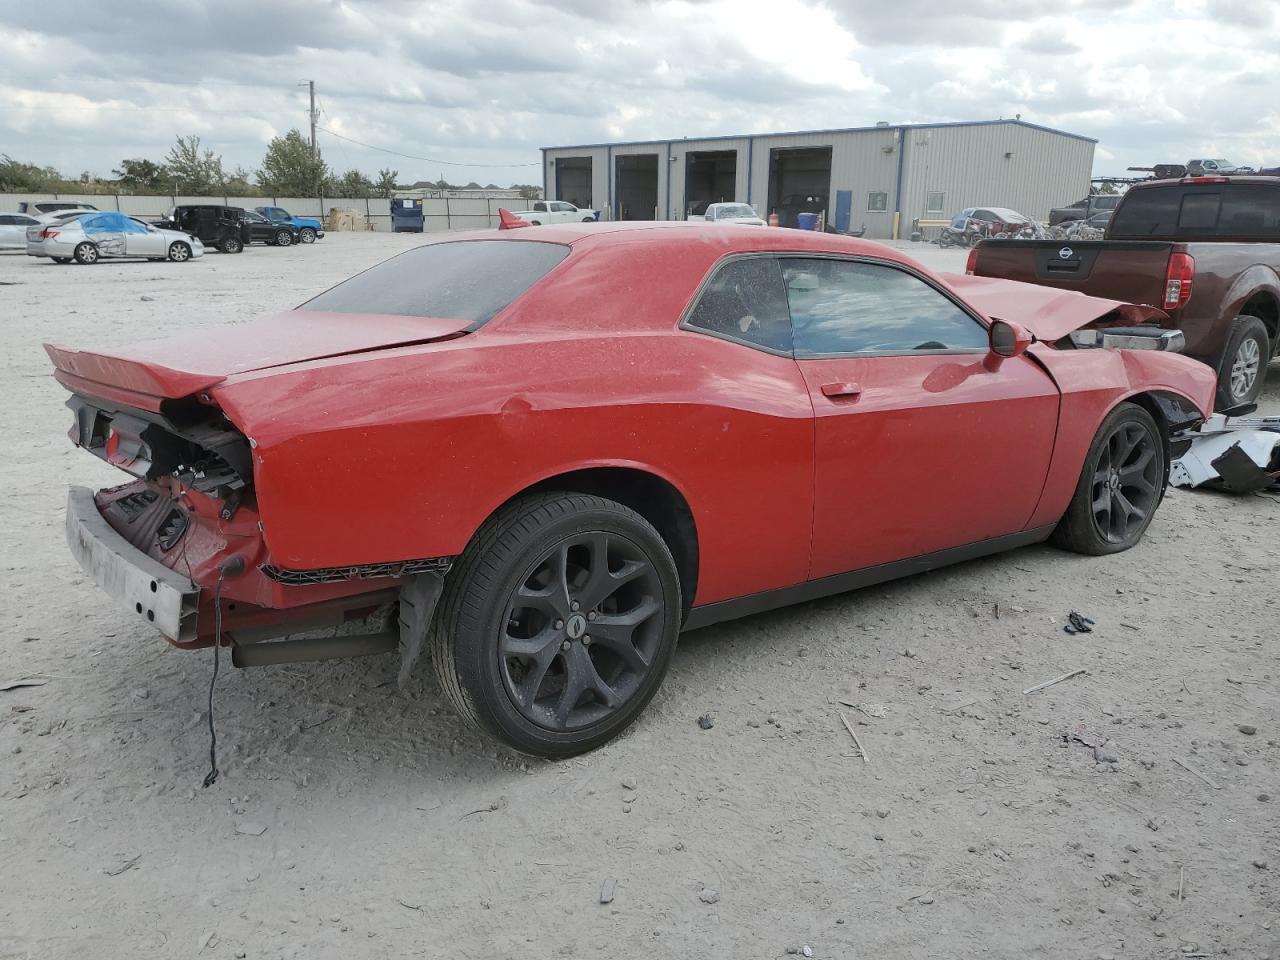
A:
[0,212,40,250]
[26,211,204,264]
[694,202,767,226]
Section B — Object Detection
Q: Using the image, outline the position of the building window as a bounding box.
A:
[867,192,888,212]
[926,192,945,214]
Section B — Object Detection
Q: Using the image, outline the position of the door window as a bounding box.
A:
[782,259,989,356]
[684,257,792,353]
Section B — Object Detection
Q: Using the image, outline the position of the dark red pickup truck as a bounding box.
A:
[969,176,1280,408]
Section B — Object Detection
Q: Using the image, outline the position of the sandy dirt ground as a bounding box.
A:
[0,233,1276,960]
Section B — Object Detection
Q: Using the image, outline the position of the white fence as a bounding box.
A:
[0,192,530,233]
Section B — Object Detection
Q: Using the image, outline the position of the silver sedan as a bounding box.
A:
[26,211,204,264]
[0,212,40,250]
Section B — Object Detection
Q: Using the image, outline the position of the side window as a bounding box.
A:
[534,202,548,212]
[925,192,944,214]
[782,258,989,356]
[685,257,793,353]
[867,192,888,212]
[0,215,12,225]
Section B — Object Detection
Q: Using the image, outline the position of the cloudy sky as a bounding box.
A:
[2,0,1277,186]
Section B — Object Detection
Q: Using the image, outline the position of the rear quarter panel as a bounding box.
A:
[1181,249,1280,359]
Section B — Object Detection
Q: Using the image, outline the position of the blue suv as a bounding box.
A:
[254,206,325,243]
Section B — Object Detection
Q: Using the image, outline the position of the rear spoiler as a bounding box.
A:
[498,208,531,231]
[44,343,224,413]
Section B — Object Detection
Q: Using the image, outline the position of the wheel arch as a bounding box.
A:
[481,465,699,620]
[1239,292,1279,350]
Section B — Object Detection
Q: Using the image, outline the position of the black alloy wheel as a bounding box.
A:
[500,532,664,731]
[1090,419,1161,545]
[430,492,681,757]
[1052,402,1165,556]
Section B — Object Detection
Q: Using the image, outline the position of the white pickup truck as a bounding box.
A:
[512,201,599,225]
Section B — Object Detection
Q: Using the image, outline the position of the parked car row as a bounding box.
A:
[8,203,325,264]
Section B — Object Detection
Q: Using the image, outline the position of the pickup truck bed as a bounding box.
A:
[971,176,1280,409]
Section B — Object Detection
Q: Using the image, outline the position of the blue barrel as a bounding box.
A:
[797,212,819,231]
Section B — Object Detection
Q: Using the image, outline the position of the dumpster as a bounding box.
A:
[391,198,424,233]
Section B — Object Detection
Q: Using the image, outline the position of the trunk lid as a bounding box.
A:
[969,239,1173,310]
[46,310,471,408]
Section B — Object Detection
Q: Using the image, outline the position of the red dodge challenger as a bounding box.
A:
[48,221,1216,756]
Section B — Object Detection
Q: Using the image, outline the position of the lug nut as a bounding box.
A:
[554,619,564,630]
[571,600,580,611]
[583,636,591,646]
[561,640,571,651]
[587,611,597,621]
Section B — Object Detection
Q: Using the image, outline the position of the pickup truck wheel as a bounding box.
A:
[298,227,316,243]
[220,237,243,254]
[1051,402,1165,556]
[429,492,681,758]
[73,242,99,264]
[1215,315,1269,409]
[528,220,541,226]
[581,217,594,222]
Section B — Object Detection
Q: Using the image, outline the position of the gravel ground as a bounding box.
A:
[1,233,1276,960]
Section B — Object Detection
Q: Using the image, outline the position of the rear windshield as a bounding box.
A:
[299,239,570,322]
[1110,183,1280,239]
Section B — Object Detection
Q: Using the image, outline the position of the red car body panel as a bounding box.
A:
[47,223,1217,645]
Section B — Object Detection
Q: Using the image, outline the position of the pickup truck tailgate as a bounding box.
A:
[972,240,1173,309]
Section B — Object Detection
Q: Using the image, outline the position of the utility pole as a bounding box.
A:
[304,80,317,157]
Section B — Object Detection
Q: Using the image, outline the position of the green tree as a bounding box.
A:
[165,135,225,193]
[224,166,255,194]
[512,183,542,202]
[375,168,399,198]
[0,155,62,192]
[257,129,327,196]
[326,168,374,198]
[113,158,168,192]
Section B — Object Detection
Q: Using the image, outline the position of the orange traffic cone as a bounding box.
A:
[768,211,780,227]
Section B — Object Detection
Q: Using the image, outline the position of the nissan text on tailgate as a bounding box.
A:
[969,176,1280,409]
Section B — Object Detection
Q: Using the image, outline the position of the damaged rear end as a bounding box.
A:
[45,314,470,664]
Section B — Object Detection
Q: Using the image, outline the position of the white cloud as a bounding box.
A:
[0,0,1277,184]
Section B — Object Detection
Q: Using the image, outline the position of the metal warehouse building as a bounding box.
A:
[541,119,1095,239]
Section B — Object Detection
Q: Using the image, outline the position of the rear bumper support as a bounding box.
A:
[65,485,200,642]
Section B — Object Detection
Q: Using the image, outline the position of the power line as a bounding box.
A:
[316,126,540,167]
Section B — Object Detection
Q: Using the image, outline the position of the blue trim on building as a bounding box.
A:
[542,118,1096,153]
[665,141,671,219]
[541,148,547,201]
[606,144,613,220]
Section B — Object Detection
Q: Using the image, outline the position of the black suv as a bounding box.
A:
[240,210,300,247]
[159,205,252,253]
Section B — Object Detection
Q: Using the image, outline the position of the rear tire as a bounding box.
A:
[429,492,681,757]
[1215,315,1269,409]
[1051,402,1165,556]
[274,229,293,246]
[220,236,243,254]
[167,241,191,262]
[73,242,98,265]
[582,217,594,222]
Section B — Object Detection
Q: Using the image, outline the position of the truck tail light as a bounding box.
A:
[1164,253,1195,309]
[965,246,979,275]
[1181,176,1230,184]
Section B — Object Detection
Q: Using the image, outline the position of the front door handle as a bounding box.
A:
[821,381,862,400]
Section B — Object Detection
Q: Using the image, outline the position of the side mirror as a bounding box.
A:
[987,319,1034,366]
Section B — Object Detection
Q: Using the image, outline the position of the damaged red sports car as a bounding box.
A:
[48,223,1217,756]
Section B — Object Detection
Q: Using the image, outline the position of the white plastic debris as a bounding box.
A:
[1170,415,1280,490]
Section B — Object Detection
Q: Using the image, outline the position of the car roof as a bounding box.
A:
[448,220,925,265]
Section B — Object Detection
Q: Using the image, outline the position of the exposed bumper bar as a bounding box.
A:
[65,485,200,642]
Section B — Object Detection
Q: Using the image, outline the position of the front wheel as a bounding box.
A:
[528,220,541,226]
[1051,402,1165,556]
[167,241,191,262]
[73,242,98,264]
[429,493,681,757]
[298,227,316,243]
[1215,315,1269,409]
